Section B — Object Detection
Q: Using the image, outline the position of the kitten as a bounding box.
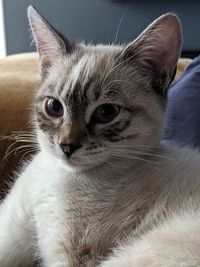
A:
[0,5,200,267]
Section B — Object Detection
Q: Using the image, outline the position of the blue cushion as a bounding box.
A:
[163,55,200,148]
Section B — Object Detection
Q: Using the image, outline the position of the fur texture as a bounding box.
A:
[0,6,199,267]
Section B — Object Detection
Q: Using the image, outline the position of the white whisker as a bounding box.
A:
[19,148,38,163]
[110,152,159,164]
[114,8,127,43]
[1,131,38,160]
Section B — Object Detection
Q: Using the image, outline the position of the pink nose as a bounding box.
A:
[60,143,82,157]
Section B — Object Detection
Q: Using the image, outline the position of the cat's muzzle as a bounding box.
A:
[60,143,82,158]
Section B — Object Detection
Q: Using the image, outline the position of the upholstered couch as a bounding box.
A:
[0,53,191,197]
[0,53,40,196]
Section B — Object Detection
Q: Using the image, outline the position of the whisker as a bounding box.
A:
[102,79,136,92]
[1,130,38,161]
[14,144,37,154]
[110,152,159,164]
[19,148,38,163]
[101,53,139,88]
[114,146,169,156]
[113,144,166,152]
[114,8,127,43]
[116,150,170,160]
[3,144,38,161]
[113,145,171,160]
[3,139,36,160]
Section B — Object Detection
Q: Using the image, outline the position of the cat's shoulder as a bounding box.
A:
[163,143,200,164]
[18,151,70,185]
[160,143,200,180]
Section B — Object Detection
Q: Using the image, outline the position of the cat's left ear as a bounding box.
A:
[28,6,74,77]
[122,13,182,95]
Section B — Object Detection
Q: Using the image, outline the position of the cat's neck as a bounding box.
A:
[80,154,161,183]
[42,145,168,184]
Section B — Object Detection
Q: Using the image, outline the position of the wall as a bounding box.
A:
[0,0,5,58]
[3,0,200,56]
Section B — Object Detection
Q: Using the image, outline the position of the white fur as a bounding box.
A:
[1,147,200,266]
[1,8,198,267]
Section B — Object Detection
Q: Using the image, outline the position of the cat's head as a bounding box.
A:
[28,6,182,170]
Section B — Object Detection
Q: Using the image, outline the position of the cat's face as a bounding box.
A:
[28,7,182,170]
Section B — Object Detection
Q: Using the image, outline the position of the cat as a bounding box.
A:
[0,5,200,267]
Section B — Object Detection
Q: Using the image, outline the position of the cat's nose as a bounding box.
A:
[60,143,82,157]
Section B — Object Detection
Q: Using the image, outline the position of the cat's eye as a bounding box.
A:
[93,104,120,124]
[45,98,64,117]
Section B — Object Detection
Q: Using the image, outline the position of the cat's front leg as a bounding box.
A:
[0,173,35,267]
[99,244,154,267]
[99,213,200,267]
[33,186,71,267]
[99,235,159,267]
[35,213,71,267]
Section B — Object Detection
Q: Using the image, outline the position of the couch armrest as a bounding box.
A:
[0,53,40,194]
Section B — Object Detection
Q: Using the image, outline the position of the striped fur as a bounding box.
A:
[29,9,181,171]
[33,44,168,169]
[3,8,198,267]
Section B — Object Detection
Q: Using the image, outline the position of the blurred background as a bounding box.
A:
[0,0,5,58]
[0,0,200,59]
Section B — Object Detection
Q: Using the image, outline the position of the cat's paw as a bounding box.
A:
[99,255,153,267]
[99,260,132,267]
[49,264,68,267]
[99,245,154,267]
[99,254,136,267]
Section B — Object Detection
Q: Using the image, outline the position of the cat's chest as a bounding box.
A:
[31,161,151,266]
[63,177,147,265]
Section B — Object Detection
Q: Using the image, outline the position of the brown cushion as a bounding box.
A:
[0,53,40,194]
[175,58,192,81]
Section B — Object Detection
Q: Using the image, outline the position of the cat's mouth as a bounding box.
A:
[57,144,106,170]
[62,153,106,171]
[67,157,81,166]
[64,156,95,170]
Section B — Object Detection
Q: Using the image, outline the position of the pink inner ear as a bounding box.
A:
[40,57,51,70]
[158,19,182,72]
[38,39,54,70]
[35,31,63,72]
[28,6,64,74]
[124,14,182,76]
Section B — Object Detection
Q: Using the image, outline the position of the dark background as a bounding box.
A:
[3,0,200,57]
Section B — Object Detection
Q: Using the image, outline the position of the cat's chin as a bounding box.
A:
[67,158,88,168]
[63,157,99,171]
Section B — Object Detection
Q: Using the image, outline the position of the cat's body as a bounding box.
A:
[1,146,200,267]
[0,6,199,267]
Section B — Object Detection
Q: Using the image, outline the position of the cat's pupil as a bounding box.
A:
[45,98,63,117]
[94,104,120,124]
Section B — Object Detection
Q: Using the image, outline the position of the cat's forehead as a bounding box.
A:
[66,45,122,86]
[43,45,124,99]
[39,43,145,109]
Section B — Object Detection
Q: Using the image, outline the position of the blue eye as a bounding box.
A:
[93,104,120,124]
[45,98,64,117]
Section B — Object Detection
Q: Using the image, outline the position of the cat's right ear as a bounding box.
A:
[121,13,182,95]
[28,6,74,77]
